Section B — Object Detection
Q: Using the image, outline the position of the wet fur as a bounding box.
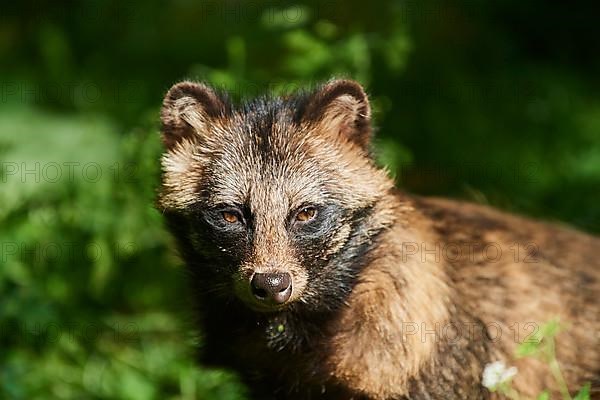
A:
[157,80,600,399]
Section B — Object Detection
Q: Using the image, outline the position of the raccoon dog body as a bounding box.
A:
[157,80,600,399]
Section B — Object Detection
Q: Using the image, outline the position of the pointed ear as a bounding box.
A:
[160,81,227,150]
[302,80,372,149]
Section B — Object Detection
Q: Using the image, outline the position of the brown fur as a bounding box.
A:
[327,195,600,399]
[157,79,600,399]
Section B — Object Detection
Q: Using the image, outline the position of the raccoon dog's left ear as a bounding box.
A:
[160,81,227,150]
[302,79,372,149]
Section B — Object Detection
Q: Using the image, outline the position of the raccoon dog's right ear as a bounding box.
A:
[160,81,227,150]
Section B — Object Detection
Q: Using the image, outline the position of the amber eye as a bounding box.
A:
[222,211,240,223]
[295,207,317,222]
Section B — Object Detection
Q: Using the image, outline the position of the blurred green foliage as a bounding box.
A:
[1,1,599,398]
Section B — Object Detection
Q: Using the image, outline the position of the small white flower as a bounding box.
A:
[482,361,518,390]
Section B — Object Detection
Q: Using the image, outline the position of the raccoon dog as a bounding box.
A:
[157,80,600,399]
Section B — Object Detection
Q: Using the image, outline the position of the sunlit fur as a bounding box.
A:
[157,80,600,399]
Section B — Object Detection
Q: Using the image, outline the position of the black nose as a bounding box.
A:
[251,272,292,304]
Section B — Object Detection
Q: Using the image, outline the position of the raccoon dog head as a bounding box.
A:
[158,80,395,313]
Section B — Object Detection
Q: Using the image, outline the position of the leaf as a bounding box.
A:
[515,319,562,359]
[515,339,541,358]
[536,390,549,400]
[539,319,561,339]
[573,383,591,400]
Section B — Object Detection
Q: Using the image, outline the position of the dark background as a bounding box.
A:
[1,1,599,398]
